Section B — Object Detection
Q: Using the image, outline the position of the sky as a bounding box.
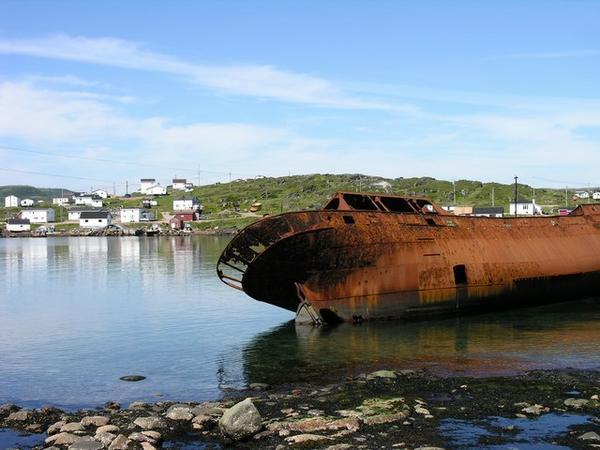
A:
[0,0,599,192]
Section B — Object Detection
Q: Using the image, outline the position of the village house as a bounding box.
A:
[67,207,102,221]
[172,178,188,191]
[173,197,201,212]
[52,197,70,206]
[453,206,474,216]
[140,178,157,194]
[170,216,184,230]
[146,184,167,196]
[74,194,103,208]
[19,208,55,223]
[6,218,31,232]
[593,192,600,200]
[172,211,198,222]
[120,208,155,223]
[574,191,590,200]
[91,189,109,199]
[472,207,504,218]
[509,199,543,216]
[79,211,112,228]
[4,195,19,208]
[20,198,34,207]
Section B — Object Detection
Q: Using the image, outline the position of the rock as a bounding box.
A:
[7,409,32,421]
[415,405,432,416]
[415,447,446,450]
[81,416,110,427]
[129,432,156,443]
[26,423,44,433]
[325,444,353,450]
[267,417,360,433]
[522,404,548,415]
[141,443,157,450]
[61,422,86,432]
[97,424,120,434]
[308,409,325,416]
[592,394,599,400]
[133,416,167,430]
[142,431,162,442]
[362,412,408,426]
[46,432,79,446]
[564,398,589,408]
[0,403,19,416]
[104,401,121,411]
[191,403,224,417]
[128,401,149,410]
[120,375,146,382]
[249,383,270,391]
[192,414,213,430]
[218,398,263,440]
[165,404,193,421]
[108,434,131,450]
[68,436,104,450]
[285,434,332,445]
[367,370,398,380]
[48,420,67,435]
[95,431,116,447]
[579,431,600,441]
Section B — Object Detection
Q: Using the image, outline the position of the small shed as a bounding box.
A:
[6,218,31,232]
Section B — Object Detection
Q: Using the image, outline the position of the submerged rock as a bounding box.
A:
[218,398,262,440]
[120,375,146,382]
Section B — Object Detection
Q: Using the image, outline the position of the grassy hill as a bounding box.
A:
[0,185,73,201]
[1,175,595,229]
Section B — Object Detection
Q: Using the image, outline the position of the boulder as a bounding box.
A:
[191,403,225,417]
[564,398,589,408]
[108,434,131,450]
[285,434,332,445]
[367,370,398,381]
[48,420,67,435]
[68,436,104,450]
[133,416,167,430]
[95,431,117,447]
[579,431,600,441]
[81,416,110,427]
[61,422,86,433]
[96,424,120,434]
[0,404,19,416]
[46,432,79,446]
[165,404,193,421]
[7,409,32,422]
[218,398,262,440]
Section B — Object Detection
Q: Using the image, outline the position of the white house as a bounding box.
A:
[74,194,103,208]
[20,198,34,207]
[4,195,19,208]
[509,199,543,216]
[140,178,156,194]
[6,218,31,232]
[172,179,187,191]
[120,208,155,223]
[79,211,112,228]
[593,192,600,200]
[173,197,201,211]
[472,207,504,218]
[146,184,167,196]
[91,189,109,199]
[52,197,70,206]
[574,191,590,199]
[20,208,55,223]
[67,208,101,221]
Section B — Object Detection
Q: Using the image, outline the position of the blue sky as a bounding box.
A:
[0,0,599,192]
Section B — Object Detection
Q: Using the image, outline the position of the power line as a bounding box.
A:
[0,167,115,183]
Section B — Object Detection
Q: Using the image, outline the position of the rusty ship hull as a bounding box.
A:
[217,193,600,324]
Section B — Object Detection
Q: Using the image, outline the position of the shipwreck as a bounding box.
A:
[217,192,600,325]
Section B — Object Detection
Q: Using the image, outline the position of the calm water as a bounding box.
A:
[0,236,599,409]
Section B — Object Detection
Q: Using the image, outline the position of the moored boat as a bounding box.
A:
[217,192,600,324]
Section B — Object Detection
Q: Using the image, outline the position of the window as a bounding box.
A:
[343,215,355,224]
[453,265,468,285]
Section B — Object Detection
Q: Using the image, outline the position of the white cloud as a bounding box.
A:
[0,34,399,110]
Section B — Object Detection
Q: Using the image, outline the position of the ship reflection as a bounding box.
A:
[241,299,600,386]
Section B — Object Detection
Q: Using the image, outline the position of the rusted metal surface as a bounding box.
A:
[217,192,600,324]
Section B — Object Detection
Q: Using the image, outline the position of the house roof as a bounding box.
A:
[140,178,156,181]
[473,207,504,214]
[68,207,104,212]
[7,218,30,224]
[175,196,199,201]
[173,178,186,183]
[80,211,111,219]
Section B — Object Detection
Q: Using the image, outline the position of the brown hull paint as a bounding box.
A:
[217,196,600,323]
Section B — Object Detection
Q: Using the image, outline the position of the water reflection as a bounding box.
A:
[241,299,600,385]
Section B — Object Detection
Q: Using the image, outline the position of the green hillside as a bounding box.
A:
[0,185,73,201]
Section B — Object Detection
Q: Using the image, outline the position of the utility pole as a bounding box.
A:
[453,181,456,205]
[492,186,495,207]
[514,176,518,217]
[113,182,116,197]
[126,181,129,196]
[565,186,568,208]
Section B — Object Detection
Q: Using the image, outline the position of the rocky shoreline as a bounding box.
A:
[1,369,599,449]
